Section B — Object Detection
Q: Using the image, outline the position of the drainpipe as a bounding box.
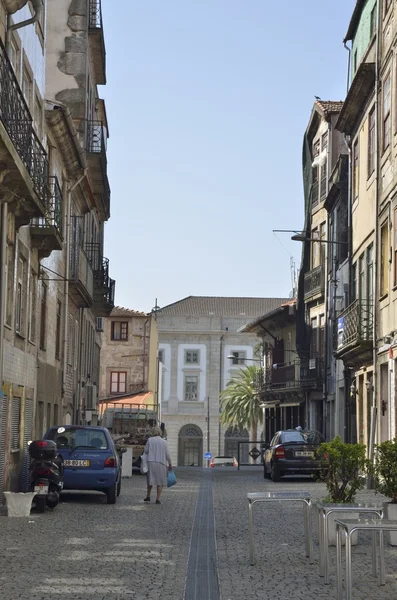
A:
[6,0,43,48]
[368,0,381,475]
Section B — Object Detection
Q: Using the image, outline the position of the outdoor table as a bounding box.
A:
[335,518,397,600]
[316,502,384,585]
[247,491,312,566]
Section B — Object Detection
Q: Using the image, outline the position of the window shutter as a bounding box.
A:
[0,398,7,497]
[11,397,21,451]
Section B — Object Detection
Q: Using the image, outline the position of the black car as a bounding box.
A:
[263,429,325,481]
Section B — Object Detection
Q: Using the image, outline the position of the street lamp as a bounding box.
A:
[291,233,348,245]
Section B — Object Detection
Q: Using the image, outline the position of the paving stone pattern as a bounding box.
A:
[1,468,397,600]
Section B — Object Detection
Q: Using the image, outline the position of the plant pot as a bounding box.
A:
[327,510,359,546]
[383,502,397,545]
[3,492,36,517]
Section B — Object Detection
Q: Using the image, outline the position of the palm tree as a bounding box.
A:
[220,365,264,441]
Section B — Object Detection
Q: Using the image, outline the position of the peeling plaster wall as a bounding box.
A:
[46,0,87,118]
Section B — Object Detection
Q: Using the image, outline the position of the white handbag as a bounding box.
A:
[140,453,148,474]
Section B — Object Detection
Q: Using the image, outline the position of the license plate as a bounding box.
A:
[295,451,314,458]
[64,459,91,467]
[34,485,48,495]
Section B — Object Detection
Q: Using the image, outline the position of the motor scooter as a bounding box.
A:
[28,440,64,512]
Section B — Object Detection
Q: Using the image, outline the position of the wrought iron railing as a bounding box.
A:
[85,242,115,308]
[88,0,103,29]
[86,120,106,154]
[0,37,48,204]
[304,264,324,299]
[335,299,373,351]
[31,176,63,235]
[255,358,324,392]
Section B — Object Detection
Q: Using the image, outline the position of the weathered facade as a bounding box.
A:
[0,0,115,496]
[156,296,288,467]
[98,307,159,403]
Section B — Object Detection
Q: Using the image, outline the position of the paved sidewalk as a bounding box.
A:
[1,468,397,600]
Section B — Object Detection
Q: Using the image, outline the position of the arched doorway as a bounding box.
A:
[224,427,249,462]
[178,424,203,467]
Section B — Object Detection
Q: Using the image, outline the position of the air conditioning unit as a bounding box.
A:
[96,317,104,332]
[85,384,97,410]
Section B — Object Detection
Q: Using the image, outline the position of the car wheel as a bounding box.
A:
[271,464,281,482]
[117,478,121,497]
[107,484,117,504]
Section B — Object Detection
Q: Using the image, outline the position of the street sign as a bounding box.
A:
[249,447,261,460]
[204,452,212,460]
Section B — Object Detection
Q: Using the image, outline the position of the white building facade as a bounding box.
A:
[156,296,288,467]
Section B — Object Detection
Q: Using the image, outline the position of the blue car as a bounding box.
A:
[44,425,121,504]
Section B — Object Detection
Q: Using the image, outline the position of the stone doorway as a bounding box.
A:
[178,424,203,466]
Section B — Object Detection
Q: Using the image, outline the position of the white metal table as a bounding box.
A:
[316,502,384,584]
[335,518,397,600]
[247,491,312,566]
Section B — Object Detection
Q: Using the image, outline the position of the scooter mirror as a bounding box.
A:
[27,440,32,446]
[57,427,66,434]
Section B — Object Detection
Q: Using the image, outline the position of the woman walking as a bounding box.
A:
[143,426,172,504]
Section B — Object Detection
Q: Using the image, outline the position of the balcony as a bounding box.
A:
[304,265,325,301]
[85,243,115,316]
[69,243,94,308]
[267,359,323,391]
[0,37,49,228]
[88,0,106,84]
[334,299,373,368]
[30,177,63,258]
[86,120,110,221]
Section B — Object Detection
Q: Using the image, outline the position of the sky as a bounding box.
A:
[101,0,356,313]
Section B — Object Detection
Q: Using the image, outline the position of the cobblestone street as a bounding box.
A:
[1,468,397,600]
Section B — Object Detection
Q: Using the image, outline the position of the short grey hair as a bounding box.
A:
[150,426,162,437]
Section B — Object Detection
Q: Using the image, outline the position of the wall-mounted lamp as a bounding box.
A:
[350,381,358,397]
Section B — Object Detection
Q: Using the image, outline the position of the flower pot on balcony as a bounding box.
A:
[3,492,35,517]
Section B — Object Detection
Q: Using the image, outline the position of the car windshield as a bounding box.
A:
[281,430,324,445]
[47,428,109,450]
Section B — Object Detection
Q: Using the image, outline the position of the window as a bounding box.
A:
[111,321,128,341]
[110,371,127,394]
[312,166,319,207]
[383,73,391,151]
[11,397,21,451]
[394,209,397,286]
[231,351,246,365]
[320,163,327,200]
[55,300,62,360]
[320,222,326,265]
[380,220,389,296]
[28,270,37,343]
[353,139,359,200]
[370,5,377,37]
[319,315,325,359]
[310,318,318,357]
[39,282,47,350]
[15,256,27,335]
[6,243,14,327]
[368,107,375,176]
[359,253,365,299]
[184,375,198,401]
[158,349,164,363]
[351,262,357,301]
[35,0,45,44]
[321,132,328,152]
[313,140,320,157]
[8,36,20,77]
[185,350,200,364]
[311,228,320,268]
[22,64,32,107]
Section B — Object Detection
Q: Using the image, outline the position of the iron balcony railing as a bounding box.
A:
[304,264,325,300]
[0,36,48,204]
[88,0,103,29]
[85,242,115,307]
[335,299,373,352]
[255,358,324,392]
[86,120,107,154]
[30,176,63,235]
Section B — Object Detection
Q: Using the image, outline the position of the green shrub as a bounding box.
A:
[372,439,397,504]
[317,436,368,503]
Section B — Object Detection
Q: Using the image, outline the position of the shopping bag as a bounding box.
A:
[140,454,148,474]
[167,470,177,487]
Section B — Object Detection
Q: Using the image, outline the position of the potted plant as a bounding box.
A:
[372,439,397,545]
[317,436,368,545]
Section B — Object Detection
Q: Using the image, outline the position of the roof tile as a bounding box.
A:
[157,296,290,318]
